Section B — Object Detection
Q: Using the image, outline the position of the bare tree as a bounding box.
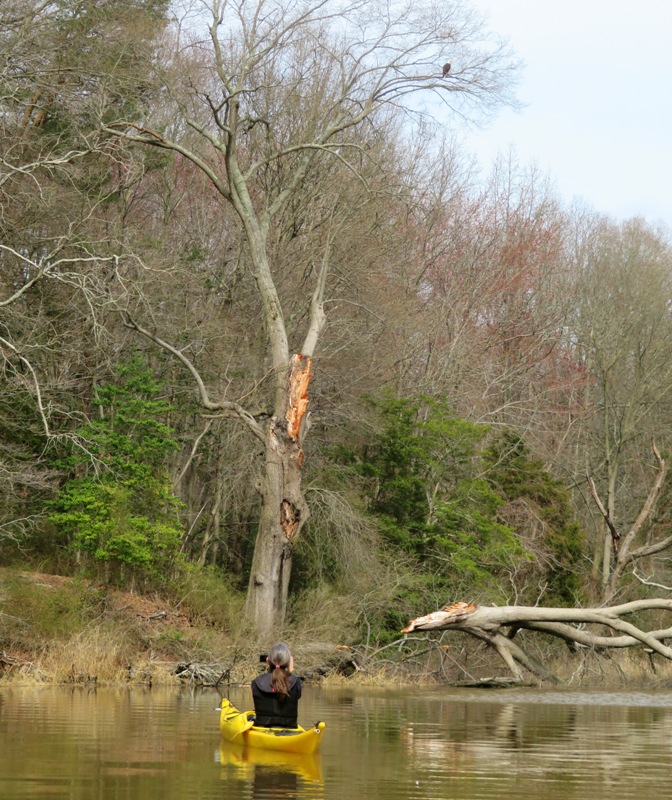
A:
[0,0,171,544]
[410,154,580,437]
[570,217,672,593]
[102,0,519,633]
[588,442,669,602]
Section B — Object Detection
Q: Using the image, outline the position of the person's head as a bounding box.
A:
[267,642,293,698]
[267,642,293,672]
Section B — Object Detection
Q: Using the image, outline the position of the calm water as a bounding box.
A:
[1,683,671,799]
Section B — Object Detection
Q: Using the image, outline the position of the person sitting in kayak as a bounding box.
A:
[251,642,302,728]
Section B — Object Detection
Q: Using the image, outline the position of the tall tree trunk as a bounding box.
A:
[245,354,312,634]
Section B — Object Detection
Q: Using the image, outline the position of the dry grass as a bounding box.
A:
[4,568,672,689]
[38,627,180,686]
[321,665,429,688]
[0,568,239,686]
[553,645,672,689]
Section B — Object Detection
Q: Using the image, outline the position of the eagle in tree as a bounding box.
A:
[442,61,451,77]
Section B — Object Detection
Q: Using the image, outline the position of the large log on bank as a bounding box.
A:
[401,600,672,682]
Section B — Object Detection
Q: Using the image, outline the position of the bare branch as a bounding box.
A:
[300,209,335,356]
[102,122,232,200]
[0,335,51,438]
[122,315,265,443]
[632,568,672,593]
[402,598,672,682]
[588,476,621,552]
[618,442,667,564]
[173,419,213,490]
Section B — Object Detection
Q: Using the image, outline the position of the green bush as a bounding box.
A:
[330,394,588,642]
[484,430,586,605]
[359,394,528,585]
[50,357,184,587]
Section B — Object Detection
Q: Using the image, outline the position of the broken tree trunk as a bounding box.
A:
[244,354,313,635]
[402,599,672,683]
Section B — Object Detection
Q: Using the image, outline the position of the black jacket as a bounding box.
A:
[251,672,302,728]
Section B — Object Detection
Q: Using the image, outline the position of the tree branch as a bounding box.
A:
[122,315,265,444]
[588,476,621,552]
[618,442,667,564]
[173,419,213,490]
[402,599,672,682]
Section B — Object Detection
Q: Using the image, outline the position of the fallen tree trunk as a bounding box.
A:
[401,600,672,683]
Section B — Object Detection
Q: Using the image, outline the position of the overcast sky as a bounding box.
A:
[463,0,672,228]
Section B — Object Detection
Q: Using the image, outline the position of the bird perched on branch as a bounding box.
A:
[442,61,451,77]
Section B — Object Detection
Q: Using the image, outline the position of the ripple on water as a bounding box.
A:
[2,686,672,800]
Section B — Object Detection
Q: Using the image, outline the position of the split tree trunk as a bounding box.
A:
[588,442,668,602]
[245,354,312,635]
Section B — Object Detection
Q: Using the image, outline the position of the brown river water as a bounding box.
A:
[1,684,671,799]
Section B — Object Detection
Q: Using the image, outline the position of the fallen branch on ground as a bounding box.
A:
[402,599,672,683]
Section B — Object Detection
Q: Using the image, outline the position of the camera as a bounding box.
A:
[259,654,268,663]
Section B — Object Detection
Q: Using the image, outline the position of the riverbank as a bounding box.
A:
[0,567,364,687]
[3,567,672,689]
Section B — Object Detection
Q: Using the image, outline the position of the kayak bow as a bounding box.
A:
[219,698,326,755]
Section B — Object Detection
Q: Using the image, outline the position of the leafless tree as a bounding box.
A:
[102,0,519,633]
[570,217,672,592]
[0,0,171,543]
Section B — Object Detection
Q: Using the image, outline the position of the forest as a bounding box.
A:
[2,0,672,684]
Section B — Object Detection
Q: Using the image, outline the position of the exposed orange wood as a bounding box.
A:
[401,602,476,633]
[280,499,300,541]
[285,353,312,441]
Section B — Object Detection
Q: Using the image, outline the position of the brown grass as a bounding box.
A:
[4,567,672,689]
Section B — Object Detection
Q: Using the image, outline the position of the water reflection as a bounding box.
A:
[219,742,324,799]
[2,685,672,799]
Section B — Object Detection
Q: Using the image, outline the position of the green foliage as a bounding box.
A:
[50,357,184,586]
[484,430,586,605]
[359,394,528,588]
[335,395,587,643]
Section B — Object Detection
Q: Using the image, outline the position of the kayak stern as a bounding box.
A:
[219,698,325,755]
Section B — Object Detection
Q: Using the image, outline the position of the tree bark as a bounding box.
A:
[245,354,312,634]
[402,599,672,683]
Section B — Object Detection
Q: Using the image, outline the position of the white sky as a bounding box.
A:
[464,0,672,227]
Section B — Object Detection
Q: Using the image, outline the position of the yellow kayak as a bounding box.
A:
[219,698,326,755]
